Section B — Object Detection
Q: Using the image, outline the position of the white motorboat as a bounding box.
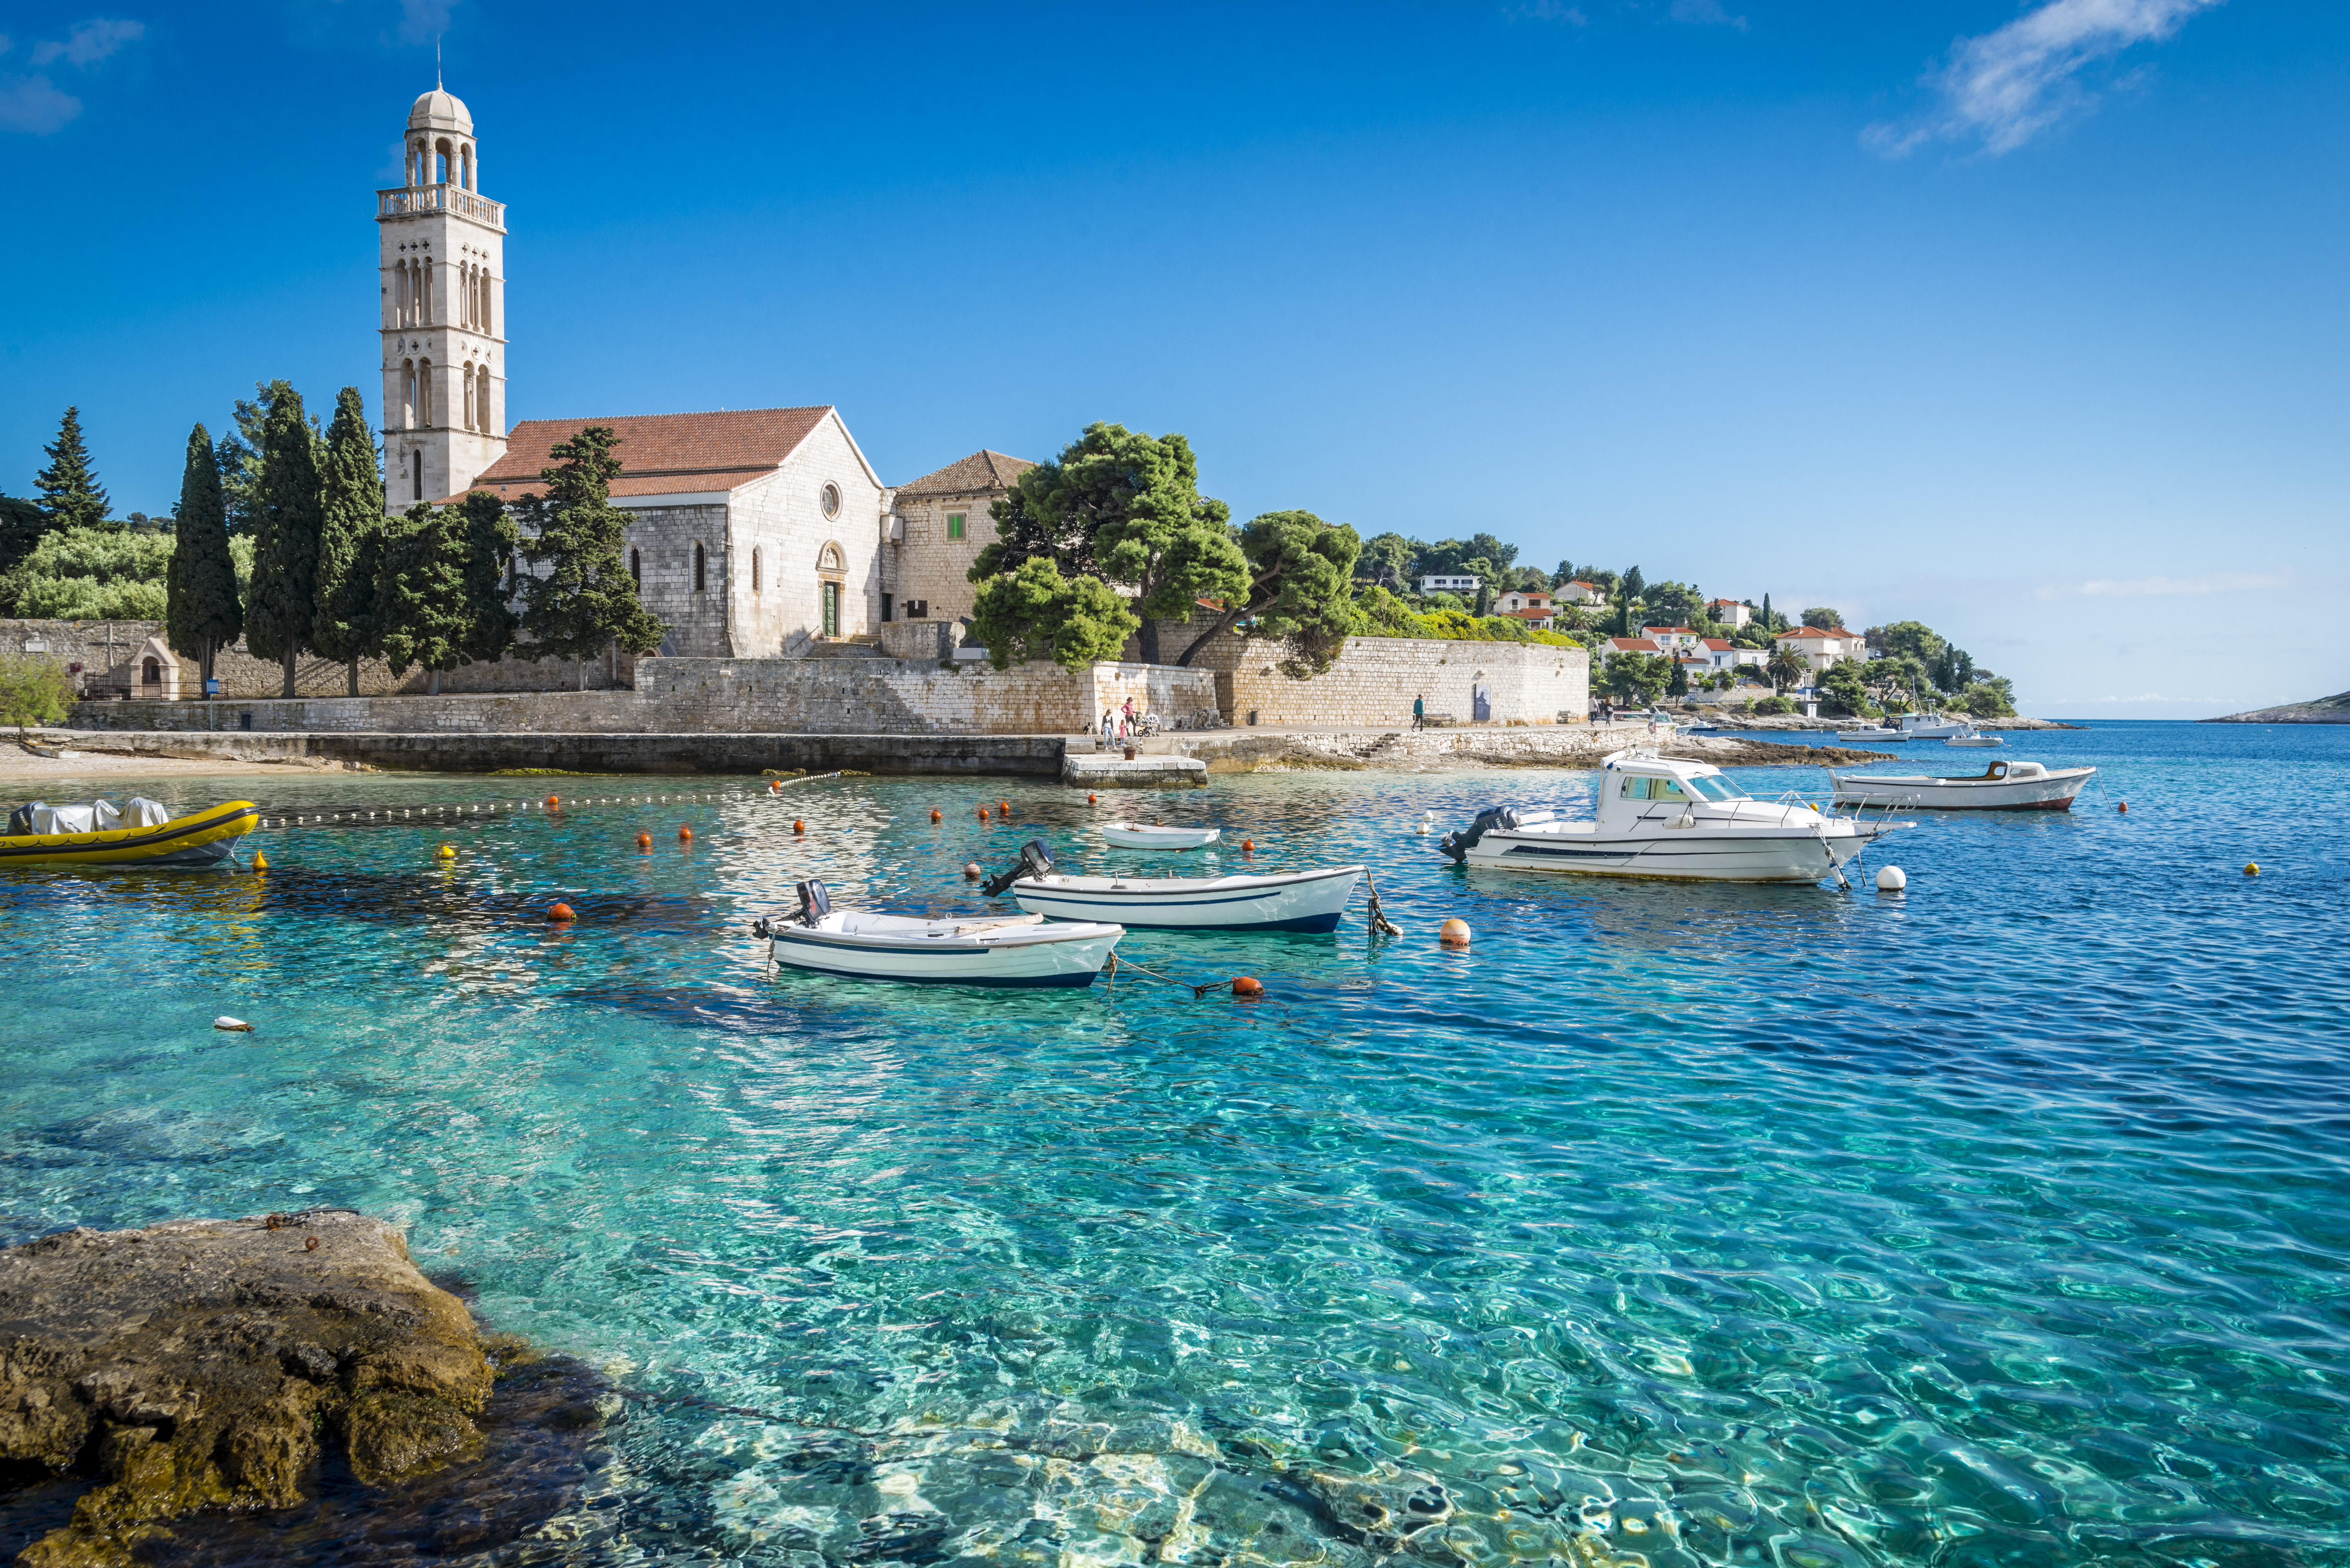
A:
[987,840,1361,931]
[1100,821,1220,850]
[1897,712,1974,740]
[1439,748,1901,884]
[1838,723,1911,743]
[1831,758,2094,811]
[1943,732,2003,748]
[756,879,1122,988]
[1680,717,1721,733]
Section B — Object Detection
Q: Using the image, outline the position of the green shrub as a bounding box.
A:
[0,651,77,732]
[1752,694,1796,715]
[1,526,253,620]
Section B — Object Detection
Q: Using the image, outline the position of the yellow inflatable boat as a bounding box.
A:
[0,799,261,868]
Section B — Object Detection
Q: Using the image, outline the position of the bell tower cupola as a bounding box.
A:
[377,84,507,512]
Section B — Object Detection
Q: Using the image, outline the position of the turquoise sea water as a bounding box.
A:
[3,720,2347,1567]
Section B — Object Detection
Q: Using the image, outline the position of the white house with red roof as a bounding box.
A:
[1774,624,1868,672]
[1556,579,1609,608]
[1709,598,1751,629]
[1598,635,1662,666]
[1700,637,1764,674]
[1641,625,1706,656]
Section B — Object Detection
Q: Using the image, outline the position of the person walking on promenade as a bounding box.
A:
[1412,694,1425,731]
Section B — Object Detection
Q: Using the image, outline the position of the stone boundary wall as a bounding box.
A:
[1180,628,1588,729]
[0,618,636,698]
[71,658,1219,738]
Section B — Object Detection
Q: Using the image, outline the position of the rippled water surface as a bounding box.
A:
[4,721,2347,1567]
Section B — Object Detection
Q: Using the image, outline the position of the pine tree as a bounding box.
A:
[164,425,243,690]
[517,428,667,690]
[243,387,325,697]
[455,490,518,668]
[311,387,385,695]
[377,503,471,695]
[0,494,49,574]
[36,407,110,532]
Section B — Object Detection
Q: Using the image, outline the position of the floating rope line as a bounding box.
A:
[254,785,831,830]
[1104,951,1250,1000]
[1362,872,1404,938]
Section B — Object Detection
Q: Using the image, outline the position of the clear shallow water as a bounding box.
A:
[3,721,2347,1567]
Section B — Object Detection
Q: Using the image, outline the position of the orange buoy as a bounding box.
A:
[2117,801,2128,812]
[793,818,805,835]
[1232,976,1265,999]
[548,902,577,923]
[769,779,781,792]
[1439,917,1472,948]
[978,806,990,821]
[1088,792,1097,804]
[678,824,693,841]
[963,862,982,879]
[999,800,1010,815]
[545,794,560,808]
[930,807,942,822]
[635,832,651,849]
[1241,838,1256,852]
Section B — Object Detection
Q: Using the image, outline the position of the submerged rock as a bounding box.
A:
[0,1210,519,1566]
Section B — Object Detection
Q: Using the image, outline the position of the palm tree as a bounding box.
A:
[1766,647,1810,693]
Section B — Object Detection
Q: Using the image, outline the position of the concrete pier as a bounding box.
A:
[1061,753,1210,788]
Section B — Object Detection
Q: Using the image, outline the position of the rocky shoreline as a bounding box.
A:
[1162,723,1897,773]
[2204,691,2350,724]
[0,1211,603,1567]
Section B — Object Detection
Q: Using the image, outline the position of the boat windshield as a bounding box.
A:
[1684,775,1749,802]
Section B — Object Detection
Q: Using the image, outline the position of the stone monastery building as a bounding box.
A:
[378,84,1028,657]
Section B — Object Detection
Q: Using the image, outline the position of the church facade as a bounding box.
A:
[379,84,1031,661]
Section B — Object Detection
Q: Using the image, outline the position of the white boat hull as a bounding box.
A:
[1464,825,1879,883]
[1100,823,1220,850]
[1832,766,2092,811]
[1013,866,1363,932]
[769,912,1123,987]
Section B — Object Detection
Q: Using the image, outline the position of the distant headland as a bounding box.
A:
[2205,691,2350,723]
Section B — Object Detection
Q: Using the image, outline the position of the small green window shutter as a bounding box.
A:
[947,513,965,540]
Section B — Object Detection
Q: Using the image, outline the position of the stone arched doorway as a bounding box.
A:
[816,541,846,639]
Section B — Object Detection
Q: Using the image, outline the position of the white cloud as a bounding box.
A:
[2034,571,2288,600]
[1869,0,2222,157]
[1504,0,1588,22]
[398,0,461,46]
[1670,0,1746,28]
[0,74,80,134]
[30,18,144,68]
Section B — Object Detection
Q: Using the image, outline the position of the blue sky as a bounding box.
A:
[3,0,2343,717]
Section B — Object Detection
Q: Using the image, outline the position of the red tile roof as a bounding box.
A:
[1709,598,1743,607]
[1702,638,1733,650]
[1643,625,1699,636]
[459,406,836,502]
[896,449,1037,498]
[1776,625,1850,640]
[1608,637,1661,651]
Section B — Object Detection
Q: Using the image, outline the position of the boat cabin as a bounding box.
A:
[1597,751,1777,829]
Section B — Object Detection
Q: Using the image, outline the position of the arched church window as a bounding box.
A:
[480,272,492,336]
[463,365,475,431]
[752,548,761,593]
[411,450,423,503]
[402,361,416,428]
[418,359,432,426]
[435,139,451,184]
[629,548,641,586]
[694,543,706,594]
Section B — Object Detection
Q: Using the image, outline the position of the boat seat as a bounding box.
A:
[950,915,1046,935]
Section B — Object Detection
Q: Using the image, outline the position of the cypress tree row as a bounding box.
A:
[36,407,110,532]
[164,425,243,690]
[244,388,324,697]
[518,428,666,690]
[311,387,386,696]
[455,490,518,669]
[376,503,471,695]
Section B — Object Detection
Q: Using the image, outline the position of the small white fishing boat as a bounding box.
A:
[1440,748,1900,884]
[1838,723,1911,743]
[1943,731,2003,748]
[1100,821,1220,850]
[1681,717,1721,733]
[756,879,1122,987]
[1896,712,1976,740]
[1831,758,2094,811]
[987,840,1362,931]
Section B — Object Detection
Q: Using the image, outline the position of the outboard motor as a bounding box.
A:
[6,802,40,836]
[1438,805,1520,864]
[794,878,832,927]
[982,838,1056,898]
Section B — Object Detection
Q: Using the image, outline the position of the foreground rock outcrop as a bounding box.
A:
[0,1210,500,1566]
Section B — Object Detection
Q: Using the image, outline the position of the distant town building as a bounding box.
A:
[884,450,1037,626]
[1700,637,1765,673]
[1557,579,1609,608]
[1709,598,1751,629]
[1640,626,1705,655]
[1418,574,1481,596]
[1774,624,1868,672]
[1496,589,1552,614]
[1599,635,1662,665]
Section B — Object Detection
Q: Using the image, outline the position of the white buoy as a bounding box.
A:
[1875,865,1907,892]
[213,1016,254,1032]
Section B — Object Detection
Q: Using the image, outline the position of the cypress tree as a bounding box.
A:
[377,503,472,695]
[244,387,325,697]
[36,407,110,532]
[517,428,667,691]
[311,387,385,695]
[164,425,243,690]
[456,490,518,669]
[0,494,49,574]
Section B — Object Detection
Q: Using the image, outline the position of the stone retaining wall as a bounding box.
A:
[1189,631,1589,729]
[1,618,636,697]
[70,658,1219,738]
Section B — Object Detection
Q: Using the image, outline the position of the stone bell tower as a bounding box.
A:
[377,84,507,512]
